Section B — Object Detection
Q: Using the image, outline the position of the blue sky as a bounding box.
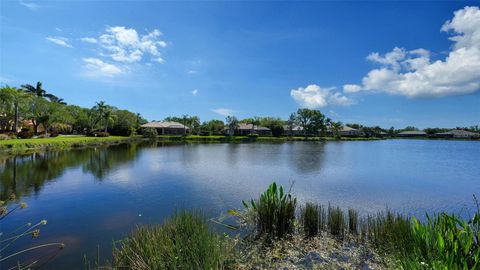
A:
[1,1,479,128]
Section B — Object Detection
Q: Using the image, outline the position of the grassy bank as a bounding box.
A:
[0,136,140,155]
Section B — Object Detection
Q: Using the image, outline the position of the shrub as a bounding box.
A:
[17,129,33,139]
[300,202,325,237]
[142,127,158,138]
[112,211,233,270]
[0,134,11,140]
[49,131,59,137]
[327,205,346,239]
[86,131,110,137]
[244,182,297,238]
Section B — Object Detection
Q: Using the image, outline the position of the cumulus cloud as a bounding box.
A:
[291,84,355,108]
[343,6,480,98]
[46,36,72,48]
[96,26,167,63]
[80,37,98,43]
[82,58,123,77]
[211,108,236,117]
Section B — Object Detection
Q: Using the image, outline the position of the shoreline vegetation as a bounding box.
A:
[80,182,479,270]
[1,134,478,155]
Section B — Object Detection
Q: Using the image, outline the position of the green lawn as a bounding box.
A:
[0,136,135,154]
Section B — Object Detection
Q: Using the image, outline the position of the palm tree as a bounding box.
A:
[93,101,113,133]
[46,94,67,105]
[182,114,189,135]
[21,82,47,97]
[225,116,239,136]
[331,121,343,138]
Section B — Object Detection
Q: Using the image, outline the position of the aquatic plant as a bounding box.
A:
[397,212,479,269]
[0,194,64,268]
[111,210,233,270]
[348,208,359,235]
[300,202,325,237]
[243,182,297,238]
[327,204,346,239]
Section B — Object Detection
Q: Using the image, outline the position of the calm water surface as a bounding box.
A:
[1,140,479,269]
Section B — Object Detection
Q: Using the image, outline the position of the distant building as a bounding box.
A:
[340,126,360,137]
[283,125,304,136]
[141,121,188,135]
[228,123,272,136]
[435,129,480,139]
[397,130,427,137]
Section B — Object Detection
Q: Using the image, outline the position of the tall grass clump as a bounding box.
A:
[243,182,297,238]
[112,210,233,270]
[300,202,326,237]
[366,209,413,256]
[348,208,359,235]
[327,204,346,239]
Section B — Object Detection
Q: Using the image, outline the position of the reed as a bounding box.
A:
[300,202,322,237]
[327,204,346,239]
[112,210,233,270]
[348,208,359,235]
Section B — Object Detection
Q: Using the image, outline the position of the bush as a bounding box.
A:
[0,133,17,140]
[86,131,110,137]
[244,182,297,238]
[17,128,33,139]
[112,211,233,270]
[50,131,59,137]
[142,127,158,138]
[300,202,325,237]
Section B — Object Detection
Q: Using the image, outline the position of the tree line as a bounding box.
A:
[1,82,477,138]
[0,82,146,137]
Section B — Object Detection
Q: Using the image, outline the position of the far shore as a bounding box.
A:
[1,134,478,155]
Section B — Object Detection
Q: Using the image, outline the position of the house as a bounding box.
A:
[435,129,480,139]
[326,126,361,137]
[141,121,188,135]
[340,126,360,137]
[397,130,427,137]
[283,125,304,136]
[228,123,272,136]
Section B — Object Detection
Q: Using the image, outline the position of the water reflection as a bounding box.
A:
[0,143,141,200]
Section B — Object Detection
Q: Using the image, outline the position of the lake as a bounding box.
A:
[1,139,479,269]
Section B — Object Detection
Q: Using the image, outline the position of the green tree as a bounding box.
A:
[0,86,28,132]
[225,116,239,136]
[295,108,326,138]
[21,82,47,97]
[331,121,343,138]
[200,120,224,135]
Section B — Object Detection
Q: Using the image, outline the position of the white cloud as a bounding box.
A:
[96,26,167,63]
[187,70,197,74]
[291,84,355,108]
[344,6,480,99]
[343,84,362,93]
[82,58,123,77]
[19,0,39,10]
[46,36,72,48]
[152,57,165,63]
[211,108,236,117]
[80,37,98,44]
[192,89,198,95]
